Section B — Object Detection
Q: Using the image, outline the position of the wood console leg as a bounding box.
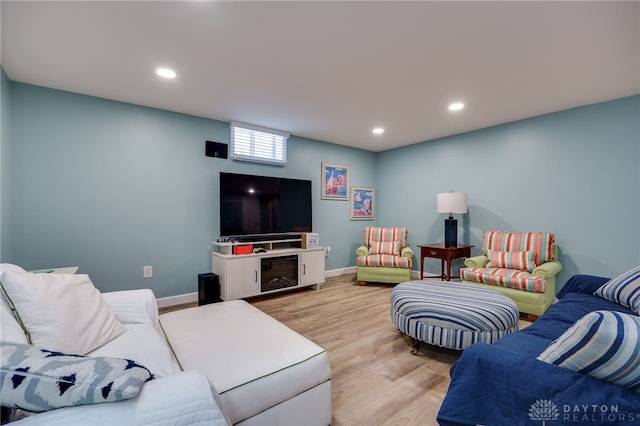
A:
[410,338,420,355]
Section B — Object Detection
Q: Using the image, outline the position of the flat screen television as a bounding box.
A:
[219,172,312,240]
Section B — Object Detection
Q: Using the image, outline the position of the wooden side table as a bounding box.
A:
[417,243,474,281]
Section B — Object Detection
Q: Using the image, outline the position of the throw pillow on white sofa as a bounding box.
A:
[0,272,126,354]
[0,342,153,413]
[1,264,29,344]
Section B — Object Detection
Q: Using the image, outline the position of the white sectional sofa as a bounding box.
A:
[0,264,332,425]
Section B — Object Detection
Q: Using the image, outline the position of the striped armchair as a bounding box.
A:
[355,227,413,285]
[460,230,562,317]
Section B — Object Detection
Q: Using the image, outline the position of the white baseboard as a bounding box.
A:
[157,292,198,308]
[156,267,358,308]
[324,266,356,278]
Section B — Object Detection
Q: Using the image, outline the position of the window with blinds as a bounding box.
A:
[230,122,289,165]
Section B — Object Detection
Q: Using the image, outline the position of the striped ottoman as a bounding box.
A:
[390,280,519,352]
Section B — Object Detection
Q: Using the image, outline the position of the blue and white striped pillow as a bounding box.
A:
[537,310,640,392]
[594,265,640,314]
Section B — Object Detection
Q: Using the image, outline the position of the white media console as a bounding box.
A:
[211,238,325,301]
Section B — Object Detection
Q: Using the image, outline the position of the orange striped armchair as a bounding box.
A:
[355,227,413,285]
[460,230,562,316]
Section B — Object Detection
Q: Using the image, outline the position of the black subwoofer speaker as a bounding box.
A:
[198,273,221,305]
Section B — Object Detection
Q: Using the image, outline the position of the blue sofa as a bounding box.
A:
[437,274,640,426]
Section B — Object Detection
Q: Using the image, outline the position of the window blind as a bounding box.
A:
[230,122,289,165]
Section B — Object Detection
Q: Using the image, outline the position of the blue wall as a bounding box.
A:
[6,83,375,297]
[0,68,12,261]
[3,79,639,297]
[376,95,640,285]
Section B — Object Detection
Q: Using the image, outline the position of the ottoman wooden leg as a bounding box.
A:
[359,281,367,286]
[410,338,420,355]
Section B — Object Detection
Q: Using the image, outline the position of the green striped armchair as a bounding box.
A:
[460,230,562,317]
[355,227,413,285]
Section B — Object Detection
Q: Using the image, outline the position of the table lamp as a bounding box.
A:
[436,192,467,247]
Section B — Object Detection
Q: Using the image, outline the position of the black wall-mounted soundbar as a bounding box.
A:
[226,233,303,243]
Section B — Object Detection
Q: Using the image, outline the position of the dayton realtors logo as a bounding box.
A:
[529,399,638,424]
[529,399,560,425]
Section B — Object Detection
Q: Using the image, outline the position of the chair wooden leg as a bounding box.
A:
[359,281,367,286]
[526,314,539,321]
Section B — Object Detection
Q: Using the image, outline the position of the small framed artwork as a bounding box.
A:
[321,163,349,200]
[350,186,374,220]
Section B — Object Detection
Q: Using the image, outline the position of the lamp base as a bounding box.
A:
[444,217,458,247]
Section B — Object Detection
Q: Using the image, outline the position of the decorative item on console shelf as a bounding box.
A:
[302,233,319,249]
[233,244,253,255]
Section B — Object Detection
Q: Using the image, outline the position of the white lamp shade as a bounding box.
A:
[436,192,467,214]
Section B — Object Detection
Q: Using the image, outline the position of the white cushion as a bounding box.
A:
[160,300,331,425]
[0,264,27,274]
[101,289,159,328]
[0,265,30,343]
[88,324,181,377]
[134,370,230,426]
[6,371,229,426]
[0,272,126,354]
[1,294,27,344]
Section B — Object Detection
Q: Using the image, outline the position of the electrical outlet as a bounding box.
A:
[143,265,153,278]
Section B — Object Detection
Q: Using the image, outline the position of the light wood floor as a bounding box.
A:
[161,274,531,425]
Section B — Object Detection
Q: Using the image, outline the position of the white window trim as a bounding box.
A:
[230,121,290,166]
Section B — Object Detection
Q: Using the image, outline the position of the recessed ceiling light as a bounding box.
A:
[448,102,465,111]
[156,68,176,79]
[372,127,385,135]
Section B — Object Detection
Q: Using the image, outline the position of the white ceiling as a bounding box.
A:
[2,1,639,152]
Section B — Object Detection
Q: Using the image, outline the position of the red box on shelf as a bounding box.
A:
[233,244,253,255]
